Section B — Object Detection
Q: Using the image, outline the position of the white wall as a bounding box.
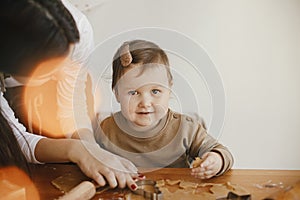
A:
[69,0,300,169]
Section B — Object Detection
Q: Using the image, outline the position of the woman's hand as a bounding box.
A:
[67,140,139,189]
[191,152,223,179]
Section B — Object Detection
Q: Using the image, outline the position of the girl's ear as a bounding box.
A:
[113,89,120,103]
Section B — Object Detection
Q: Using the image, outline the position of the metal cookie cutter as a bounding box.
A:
[133,180,163,200]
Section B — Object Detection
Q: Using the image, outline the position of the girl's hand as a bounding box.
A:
[191,152,223,179]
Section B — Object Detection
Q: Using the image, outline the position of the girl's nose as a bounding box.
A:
[138,94,152,107]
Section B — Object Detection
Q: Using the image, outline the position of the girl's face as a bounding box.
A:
[115,64,171,131]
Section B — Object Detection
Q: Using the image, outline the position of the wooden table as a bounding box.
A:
[29,163,300,200]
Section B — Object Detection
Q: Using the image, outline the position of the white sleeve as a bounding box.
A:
[1,93,45,164]
[56,0,95,137]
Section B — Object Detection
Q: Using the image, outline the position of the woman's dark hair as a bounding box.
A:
[0,113,30,174]
[0,0,80,76]
[0,0,79,174]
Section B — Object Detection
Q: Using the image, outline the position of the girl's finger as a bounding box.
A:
[195,170,214,179]
[200,156,213,168]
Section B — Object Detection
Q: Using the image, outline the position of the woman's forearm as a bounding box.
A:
[34,138,77,163]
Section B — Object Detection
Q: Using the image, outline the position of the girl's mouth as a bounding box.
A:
[137,112,152,115]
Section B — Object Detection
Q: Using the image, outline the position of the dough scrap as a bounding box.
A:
[179,180,198,189]
[165,179,181,186]
[125,179,250,200]
[51,172,89,193]
[155,179,165,187]
[192,157,203,168]
[210,184,230,199]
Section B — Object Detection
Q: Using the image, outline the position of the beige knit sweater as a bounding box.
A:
[95,109,233,175]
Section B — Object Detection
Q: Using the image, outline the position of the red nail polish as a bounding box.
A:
[138,174,145,179]
[131,184,137,190]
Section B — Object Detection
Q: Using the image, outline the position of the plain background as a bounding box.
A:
[69,0,300,169]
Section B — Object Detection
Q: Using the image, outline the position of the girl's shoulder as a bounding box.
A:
[168,109,207,129]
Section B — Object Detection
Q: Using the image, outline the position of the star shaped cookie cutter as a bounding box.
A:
[133,180,163,200]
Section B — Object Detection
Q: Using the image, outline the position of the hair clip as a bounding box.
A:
[120,43,132,67]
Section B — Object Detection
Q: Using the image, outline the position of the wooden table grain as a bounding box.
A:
[29,163,300,200]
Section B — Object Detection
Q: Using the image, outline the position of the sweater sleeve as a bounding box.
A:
[189,122,234,176]
[1,93,44,164]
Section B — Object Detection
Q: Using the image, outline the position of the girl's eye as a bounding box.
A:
[152,89,161,95]
[128,90,138,95]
